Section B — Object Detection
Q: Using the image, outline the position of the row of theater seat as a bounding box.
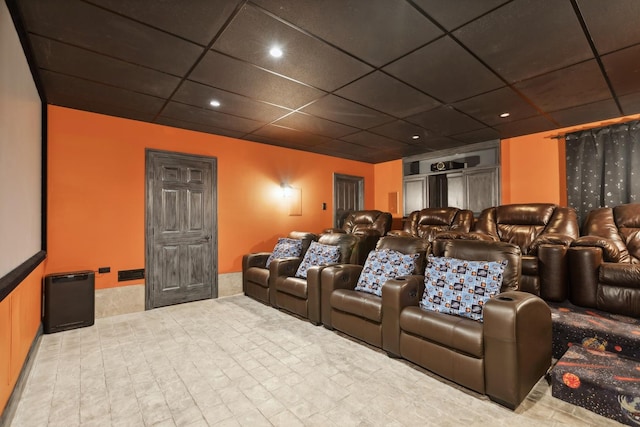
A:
[326,203,640,317]
[243,234,551,409]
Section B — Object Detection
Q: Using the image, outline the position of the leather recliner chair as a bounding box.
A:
[272,233,359,325]
[569,203,640,317]
[447,203,579,302]
[388,207,474,242]
[321,236,430,348]
[324,210,392,265]
[383,239,551,409]
[242,231,317,305]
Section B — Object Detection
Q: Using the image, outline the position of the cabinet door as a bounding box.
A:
[403,175,426,215]
[465,167,498,215]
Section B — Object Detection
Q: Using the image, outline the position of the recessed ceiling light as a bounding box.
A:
[499,112,510,118]
[209,100,221,107]
[412,135,420,140]
[269,46,283,58]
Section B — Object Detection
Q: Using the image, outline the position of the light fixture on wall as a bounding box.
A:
[281,183,293,198]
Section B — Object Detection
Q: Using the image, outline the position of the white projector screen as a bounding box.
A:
[0,1,43,279]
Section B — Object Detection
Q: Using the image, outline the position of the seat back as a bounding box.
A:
[433,239,522,292]
[375,236,431,275]
[318,233,359,264]
[475,204,578,255]
[341,210,392,236]
[288,231,318,256]
[582,204,640,263]
[404,207,473,241]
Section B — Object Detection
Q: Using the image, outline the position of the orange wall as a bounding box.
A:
[373,160,403,217]
[501,113,640,205]
[47,106,375,288]
[0,261,44,413]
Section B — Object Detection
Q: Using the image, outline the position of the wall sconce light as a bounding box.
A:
[281,183,293,198]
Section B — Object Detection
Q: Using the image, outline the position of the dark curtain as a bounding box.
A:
[565,120,640,227]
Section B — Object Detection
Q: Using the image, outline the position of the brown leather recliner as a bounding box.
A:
[450,204,579,302]
[388,207,474,241]
[242,231,318,305]
[321,236,430,349]
[384,239,551,409]
[272,233,359,325]
[569,204,640,317]
[324,210,392,265]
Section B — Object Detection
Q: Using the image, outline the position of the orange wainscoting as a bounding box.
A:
[0,261,44,414]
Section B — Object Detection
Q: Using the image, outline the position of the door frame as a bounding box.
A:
[333,173,364,228]
[145,149,218,310]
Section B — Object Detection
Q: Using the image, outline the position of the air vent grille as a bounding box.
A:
[118,269,145,282]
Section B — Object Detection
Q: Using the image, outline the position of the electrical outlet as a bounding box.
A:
[98,267,110,273]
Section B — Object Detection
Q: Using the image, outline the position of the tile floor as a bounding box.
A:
[9,295,622,426]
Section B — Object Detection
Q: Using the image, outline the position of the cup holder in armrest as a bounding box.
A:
[495,296,514,301]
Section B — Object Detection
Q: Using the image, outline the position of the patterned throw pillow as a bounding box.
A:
[354,249,419,297]
[294,242,340,279]
[266,238,303,267]
[420,255,507,322]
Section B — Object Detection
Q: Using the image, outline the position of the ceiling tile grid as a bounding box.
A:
[10,0,640,163]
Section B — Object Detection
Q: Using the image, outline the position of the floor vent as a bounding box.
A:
[118,269,145,282]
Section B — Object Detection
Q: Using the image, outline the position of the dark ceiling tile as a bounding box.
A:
[412,0,510,30]
[452,86,539,126]
[514,60,611,113]
[420,136,469,152]
[602,44,640,97]
[335,71,440,118]
[161,102,263,133]
[384,36,503,103]
[493,115,556,138]
[619,92,640,116]
[85,0,241,46]
[40,70,165,115]
[213,5,372,92]
[406,106,485,136]
[450,127,501,144]
[548,99,621,128]
[49,95,158,124]
[300,95,394,129]
[341,131,411,150]
[368,120,432,145]
[251,125,333,147]
[155,117,245,139]
[454,0,594,83]
[190,51,325,109]
[18,0,203,76]
[272,113,358,139]
[576,0,640,54]
[315,139,373,155]
[30,35,180,98]
[252,0,443,67]
[172,80,291,122]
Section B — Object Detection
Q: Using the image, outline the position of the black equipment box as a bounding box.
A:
[43,271,95,333]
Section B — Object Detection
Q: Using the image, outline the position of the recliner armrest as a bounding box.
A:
[483,291,551,409]
[243,252,271,269]
[530,233,575,253]
[323,228,346,234]
[320,264,363,328]
[571,235,621,262]
[381,275,425,356]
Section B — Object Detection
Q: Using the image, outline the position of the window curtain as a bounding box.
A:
[565,120,640,226]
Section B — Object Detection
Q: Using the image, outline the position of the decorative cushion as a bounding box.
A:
[266,238,303,267]
[295,242,340,279]
[420,255,507,322]
[354,249,419,296]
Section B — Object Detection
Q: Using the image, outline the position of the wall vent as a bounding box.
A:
[118,268,145,282]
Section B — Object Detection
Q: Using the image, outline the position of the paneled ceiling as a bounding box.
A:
[9,0,640,163]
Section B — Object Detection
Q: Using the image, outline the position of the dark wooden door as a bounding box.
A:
[334,173,363,228]
[146,150,217,309]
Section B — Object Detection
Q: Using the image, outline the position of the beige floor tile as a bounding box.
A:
[7,295,627,427]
